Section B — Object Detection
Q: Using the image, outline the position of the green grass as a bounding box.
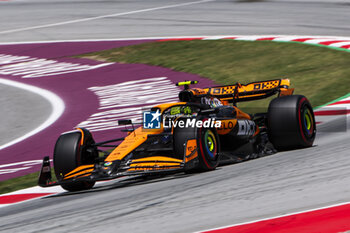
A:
[80,40,350,109]
[0,172,40,195]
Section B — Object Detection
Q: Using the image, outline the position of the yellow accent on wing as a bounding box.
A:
[176,81,198,86]
[280,79,290,87]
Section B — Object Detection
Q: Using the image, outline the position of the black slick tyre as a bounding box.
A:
[267,95,316,150]
[173,118,220,172]
[53,128,97,192]
[197,126,220,171]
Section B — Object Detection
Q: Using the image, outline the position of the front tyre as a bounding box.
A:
[54,128,97,192]
[268,95,316,150]
[197,127,220,171]
[173,118,220,172]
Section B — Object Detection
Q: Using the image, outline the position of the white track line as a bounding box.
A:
[0,78,65,150]
[0,34,350,46]
[0,0,215,35]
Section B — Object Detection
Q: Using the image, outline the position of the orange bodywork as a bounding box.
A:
[187,79,291,103]
[217,119,238,135]
[185,139,198,162]
[106,99,259,163]
[63,164,94,180]
[235,107,252,119]
[206,79,289,97]
[279,88,294,97]
[76,128,85,145]
[106,102,191,162]
[53,79,294,184]
[106,127,164,162]
[127,156,183,171]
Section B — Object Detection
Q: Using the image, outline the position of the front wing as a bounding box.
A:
[38,156,186,188]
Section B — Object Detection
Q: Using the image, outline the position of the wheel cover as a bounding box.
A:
[204,130,217,160]
[302,107,315,138]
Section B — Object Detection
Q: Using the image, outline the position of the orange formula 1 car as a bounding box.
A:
[38,79,316,191]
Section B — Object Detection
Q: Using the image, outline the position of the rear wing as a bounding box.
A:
[179,79,294,104]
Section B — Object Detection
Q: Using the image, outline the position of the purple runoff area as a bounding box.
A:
[0,39,216,181]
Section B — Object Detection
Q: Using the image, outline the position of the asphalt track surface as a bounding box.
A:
[0,0,350,232]
[1,127,350,233]
[0,0,349,43]
[0,83,51,147]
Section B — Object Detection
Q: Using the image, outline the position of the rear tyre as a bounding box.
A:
[268,95,316,150]
[173,118,220,172]
[54,128,97,192]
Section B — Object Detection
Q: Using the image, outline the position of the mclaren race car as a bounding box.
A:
[38,79,316,191]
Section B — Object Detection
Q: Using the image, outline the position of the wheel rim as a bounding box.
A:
[302,107,315,138]
[204,130,217,160]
